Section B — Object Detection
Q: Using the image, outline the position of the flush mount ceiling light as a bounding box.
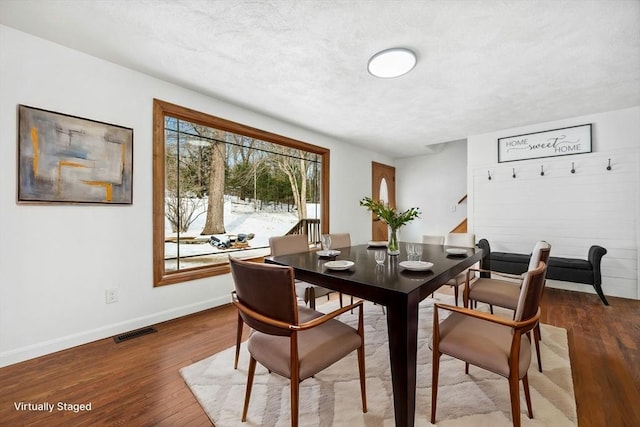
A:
[367,48,417,78]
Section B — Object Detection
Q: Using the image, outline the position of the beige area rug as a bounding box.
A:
[180,295,577,426]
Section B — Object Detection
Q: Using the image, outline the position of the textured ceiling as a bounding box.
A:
[1,0,639,158]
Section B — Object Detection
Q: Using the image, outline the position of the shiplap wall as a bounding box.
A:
[471,150,639,298]
[468,107,640,300]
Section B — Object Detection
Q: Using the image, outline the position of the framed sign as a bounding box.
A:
[18,105,133,204]
[498,124,591,163]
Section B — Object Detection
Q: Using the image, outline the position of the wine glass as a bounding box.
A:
[321,235,332,252]
[414,244,423,260]
[406,243,416,257]
[407,243,423,261]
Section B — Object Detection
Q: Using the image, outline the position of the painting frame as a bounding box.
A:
[497,124,592,163]
[17,105,133,205]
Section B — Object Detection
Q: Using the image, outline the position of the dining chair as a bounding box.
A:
[463,240,551,372]
[234,290,323,370]
[324,233,352,306]
[430,260,548,427]
[443,233,476,305]
[229,257,367,427]
[422,235,445,245]
[234,234,334,369]
[269,234,334,310]
[322,232,385,314]
[326,232,351,248]
[422,235,445,300]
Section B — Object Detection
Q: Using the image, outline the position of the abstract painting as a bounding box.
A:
[18,105,133,204]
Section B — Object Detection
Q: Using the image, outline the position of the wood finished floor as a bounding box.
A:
[1,288,638,427]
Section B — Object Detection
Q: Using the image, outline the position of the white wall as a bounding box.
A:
[0,25,391,367]
[468,107,640,300]
[328,141,392,245]
[396,140,468,242]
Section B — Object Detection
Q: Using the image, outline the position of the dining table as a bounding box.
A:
[266,241,485,427]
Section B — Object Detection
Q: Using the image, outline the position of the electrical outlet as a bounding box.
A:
[105,288,119,304]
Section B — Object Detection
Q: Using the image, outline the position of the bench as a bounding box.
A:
[478,239,608,305]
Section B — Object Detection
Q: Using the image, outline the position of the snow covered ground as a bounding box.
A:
[165,198,317,259]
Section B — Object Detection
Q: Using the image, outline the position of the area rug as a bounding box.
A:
[180,295,577,426]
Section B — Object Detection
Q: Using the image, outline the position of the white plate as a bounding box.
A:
[446,248,468,256]
[317,249,341,257]
[368,241,388,247]
[324,260,355,270]
[399,261,434,271]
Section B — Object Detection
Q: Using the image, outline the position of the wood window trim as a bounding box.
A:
[152,99,330,286]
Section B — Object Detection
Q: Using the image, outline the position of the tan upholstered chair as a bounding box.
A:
[430,261,548,427]
[422,235,445,245]
[422,235,445,299]
[464,241,551,371]
[323,233,353,306]
[443,233,476,305]
[234,234,333,369]
[269,234,334,309]
[326,232,351,248]
[229,257,367,427]
[321,233,383,313]
[234,291,322,369]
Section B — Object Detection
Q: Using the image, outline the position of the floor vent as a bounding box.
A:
[113,326,157,343]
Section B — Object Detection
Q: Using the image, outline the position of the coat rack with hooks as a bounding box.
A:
[483,155,617,181]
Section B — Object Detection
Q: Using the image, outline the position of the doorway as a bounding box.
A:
[371,161,396,241]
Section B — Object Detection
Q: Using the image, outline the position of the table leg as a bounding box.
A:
[386,292,420,427]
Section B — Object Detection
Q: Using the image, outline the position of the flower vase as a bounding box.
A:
[388,227,400,255]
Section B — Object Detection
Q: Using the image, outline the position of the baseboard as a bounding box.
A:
[0,295,230,368]
[546,279,637,300]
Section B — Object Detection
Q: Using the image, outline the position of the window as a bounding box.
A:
[153,99,330,286]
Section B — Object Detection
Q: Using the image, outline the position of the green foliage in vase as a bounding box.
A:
[359,196,421,229]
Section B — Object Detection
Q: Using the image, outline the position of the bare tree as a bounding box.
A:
[165,192,206,233]
[164,125,208,232]
[201,132,226,235]
[273,147,309,219]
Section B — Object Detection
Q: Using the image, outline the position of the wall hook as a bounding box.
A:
[607,158,612,171]
[512,168,516,179]
[487,170,492,180]
[540,165,545,176]
[571,162,576,174]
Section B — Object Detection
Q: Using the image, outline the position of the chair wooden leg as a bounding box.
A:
[489,304,494,314]
[522,374,534,418]
[508,372,522,427]
[234,313,243,369]
[357,345,367,413]
[431,352,440,424]
[308,288,316,310]
[290,334,300,427]
[532,326,543,372]
[453,285,459,306]
[537,321,543,341]
[242,357,257,421]
[291,379,299,427]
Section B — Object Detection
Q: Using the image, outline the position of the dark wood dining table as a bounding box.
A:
[266,242,484,427]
